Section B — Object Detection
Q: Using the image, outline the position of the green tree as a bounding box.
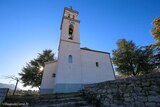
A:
[138,46,155,74]
[19,49,55,89]
[112,39,154,77]
[151,17,160,46]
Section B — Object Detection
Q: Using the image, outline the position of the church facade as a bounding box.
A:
[40,7,115,94]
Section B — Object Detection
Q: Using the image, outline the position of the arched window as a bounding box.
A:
[52,73,56,77]
[96,62,99,67]
[73,15,75,19]
[68,55,72,64]
[68,24,73,40]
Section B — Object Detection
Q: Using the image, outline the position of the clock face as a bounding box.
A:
[69,20,75,24]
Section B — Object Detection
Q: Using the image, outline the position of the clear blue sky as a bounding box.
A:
[0,0,160,89]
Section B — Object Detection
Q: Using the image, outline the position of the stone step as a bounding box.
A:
[5,93,82,103]
[3,92,95,107]
[3,100,93,107]
[40,93,81,99]
[5,96,82,103]
[30,97,84,104]
[30,100,91,107]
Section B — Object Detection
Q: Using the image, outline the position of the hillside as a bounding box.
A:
[0,83,20,90]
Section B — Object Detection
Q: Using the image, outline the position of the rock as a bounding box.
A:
[148,91,157,95]
[107,89,112,94]
[124,93,130,97]
[137,96,147,102]
[142,82,150,87]
[124,97,133,102]
[134,101,145,107]
[110,104,119,107]
[145,102,156,107]
[103,101,110,106]
[148,96,160,102]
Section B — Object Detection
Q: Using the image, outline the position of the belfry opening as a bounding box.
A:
[68,24,73,40]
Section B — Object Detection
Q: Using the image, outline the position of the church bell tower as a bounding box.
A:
[59,6,80,44]
[54,7,82,93]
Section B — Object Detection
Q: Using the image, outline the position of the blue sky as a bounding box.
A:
[0,0,160,90]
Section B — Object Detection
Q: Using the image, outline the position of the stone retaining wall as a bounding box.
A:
[83,72,160,107]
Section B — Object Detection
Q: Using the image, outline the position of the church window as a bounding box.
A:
[96,62,99,67]
[73,15,75,19]
[52,73,56,77]
[68,24,73,40]
[68,55,72,63]
[68,14,70,18]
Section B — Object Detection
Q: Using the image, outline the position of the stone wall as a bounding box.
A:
[83,72,160,107]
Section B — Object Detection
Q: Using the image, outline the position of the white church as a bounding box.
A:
[40,7,115,94]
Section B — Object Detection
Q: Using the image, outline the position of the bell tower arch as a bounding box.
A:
[59,7,80,45]
[68,24,74,40]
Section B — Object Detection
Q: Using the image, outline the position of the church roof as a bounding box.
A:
[80,47,110,54]
[45,60,57,65]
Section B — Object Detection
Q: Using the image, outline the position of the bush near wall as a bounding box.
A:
[83,72,160,107]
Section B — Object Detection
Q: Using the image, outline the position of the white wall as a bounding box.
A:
[40,61,57,89]
[55,41,82,84]
[81,49,115,84]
